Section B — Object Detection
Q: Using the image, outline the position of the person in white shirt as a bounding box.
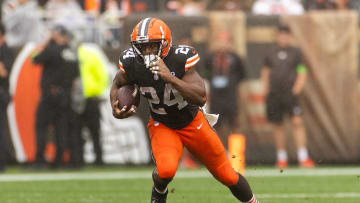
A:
[252,0,305,15]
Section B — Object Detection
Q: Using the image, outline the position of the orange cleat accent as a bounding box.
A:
[276,160,288,169]
[299,158,315,168]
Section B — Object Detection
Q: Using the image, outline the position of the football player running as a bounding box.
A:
[110,17,259,203]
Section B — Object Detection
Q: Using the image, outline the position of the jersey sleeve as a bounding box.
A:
[183,46,200,72]
[118,58,126,74]
[118,48,136,82]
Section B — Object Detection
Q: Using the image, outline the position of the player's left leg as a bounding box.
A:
[289,97,314,168]
[291,115,315,168]
[179,111,259,203]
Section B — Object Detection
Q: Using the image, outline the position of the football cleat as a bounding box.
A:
[276,160,288,169]
[151,186,168,203]
[299,158,315,168]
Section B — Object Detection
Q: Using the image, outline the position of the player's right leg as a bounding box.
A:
[181,111,259,203]
[148,119,184,203]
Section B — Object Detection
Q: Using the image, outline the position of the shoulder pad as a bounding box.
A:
[118,48,136,74]
[172,45,200,71]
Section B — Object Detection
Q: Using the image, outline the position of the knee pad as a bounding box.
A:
[155,155,178,179]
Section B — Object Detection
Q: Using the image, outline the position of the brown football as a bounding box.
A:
[116,85,140,110]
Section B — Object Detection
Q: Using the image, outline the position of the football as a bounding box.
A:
[116,85,140,110]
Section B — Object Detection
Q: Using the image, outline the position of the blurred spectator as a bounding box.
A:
[179,0,205,15]
[44,0,94,43]
[303,0,339,10]
[82,0,106,17]
[2,0,47,47]
[0,23,14,172]
[45,0,88,26]
[31,25,79,168]
[252,0,305,15]
[207,0,244,11]
[304,0,359,10]
[166,0,205,15]
[99,0,125,48]
[205,31,246,146]
[68,42,109,167]
[123,0,158,14]
[260,25,314,169]
[347,0,360,12]
[101,0,123,23]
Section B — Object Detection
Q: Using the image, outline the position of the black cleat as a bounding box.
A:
[151,187,168,203]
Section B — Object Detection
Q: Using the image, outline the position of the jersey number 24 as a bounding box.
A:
[140,84,188,115]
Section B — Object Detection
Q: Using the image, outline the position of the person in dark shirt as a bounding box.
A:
[205,31,246,146]
[304,0,354,10]
[261,25,315,169]
[0,23,14,172]
[32,25,79,168]
[110,17,259,203]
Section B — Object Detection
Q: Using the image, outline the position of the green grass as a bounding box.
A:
[0,166,359,203]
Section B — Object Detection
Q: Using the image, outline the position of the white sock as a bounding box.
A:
[154,186,167,194]
[298,148,309,162]
[245,195,259,203]
[277,150,288,162]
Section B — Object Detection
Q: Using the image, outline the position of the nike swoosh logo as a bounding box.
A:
[197,122,203,130]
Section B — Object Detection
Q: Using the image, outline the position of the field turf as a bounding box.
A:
[0,166,359,203]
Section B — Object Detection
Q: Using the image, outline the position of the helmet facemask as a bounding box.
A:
[131,39,165,67]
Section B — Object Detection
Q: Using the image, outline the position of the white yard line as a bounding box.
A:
[0,168,359,182]
[245,167,360,177]
[256,193,360,199]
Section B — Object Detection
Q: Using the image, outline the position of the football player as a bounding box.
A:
[110,17,259,203]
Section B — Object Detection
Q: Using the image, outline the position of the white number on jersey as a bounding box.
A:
[163,84,188,110]
[175,46,190,55]
[140,84,188,115]
[140,87,166,115]
[123,49,135,59]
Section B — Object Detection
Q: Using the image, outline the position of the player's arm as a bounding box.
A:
[110,70,135,119]
[292,64,307,95]
[32,39,55,64]
[150,58,206,106]
[170,68,206,106]
[292,50,307,95]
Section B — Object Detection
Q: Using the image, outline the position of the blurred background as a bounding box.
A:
[0,0,359,171]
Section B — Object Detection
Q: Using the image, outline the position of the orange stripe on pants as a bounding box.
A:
[148,110,238,186]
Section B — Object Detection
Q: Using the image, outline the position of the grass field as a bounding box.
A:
[0,166,360,203]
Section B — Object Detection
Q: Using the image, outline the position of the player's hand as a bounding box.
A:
[111,100,136,119]
[0,62,8,78]
[149,56,174,82]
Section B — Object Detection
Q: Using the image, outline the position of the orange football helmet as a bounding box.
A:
[130,17,172,59]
